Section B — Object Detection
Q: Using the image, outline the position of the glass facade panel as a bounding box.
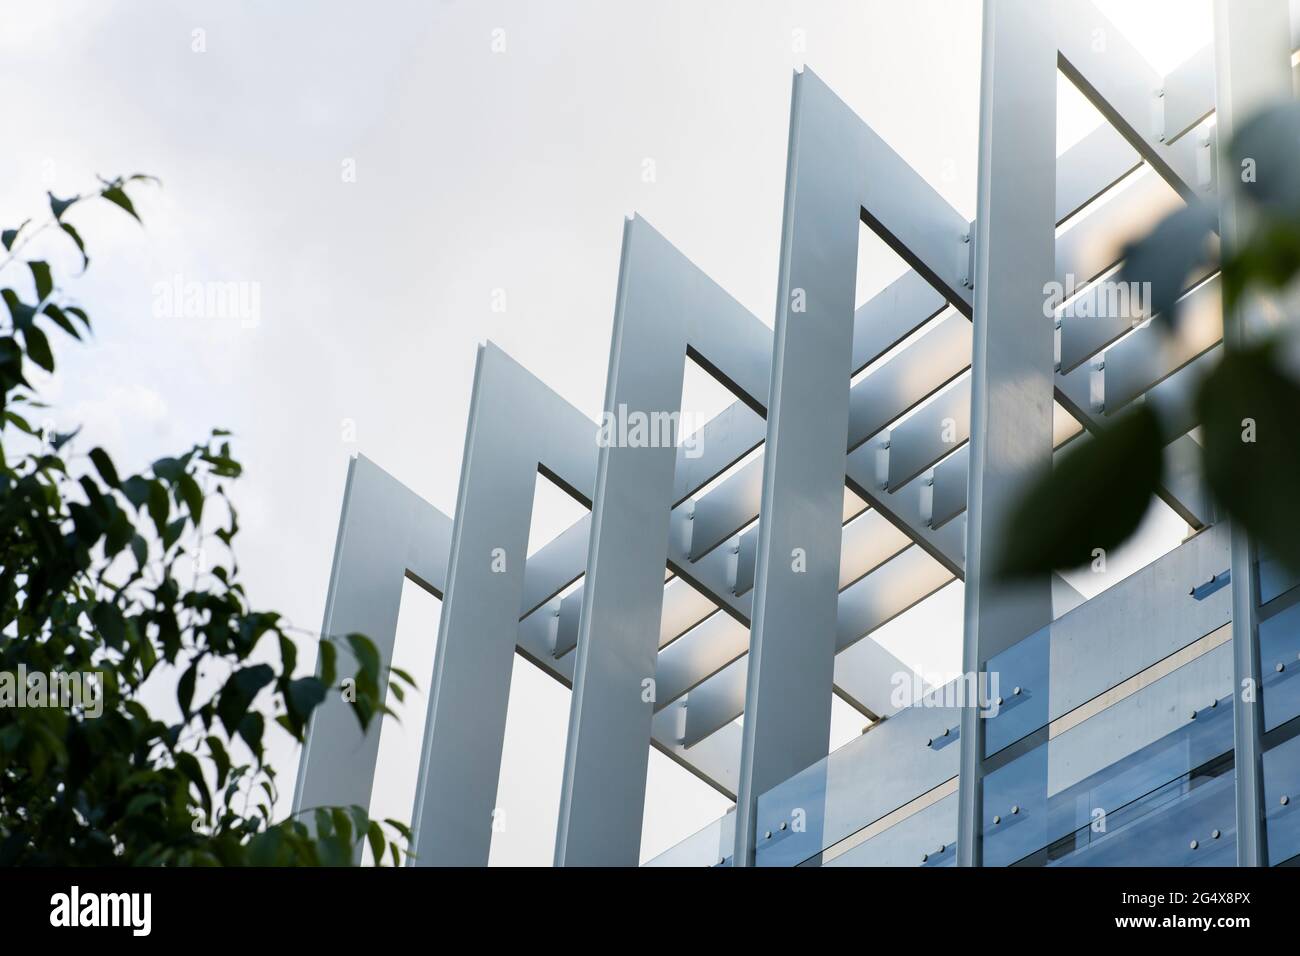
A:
[1260,553,1300,607]
[984,625,1050,757]
[982,642,1234,866]
[644,809,735,867]
[1263,733,1300,865]
[753,684,961,866]
[1261,598,1300,731]
[824,793,958,867]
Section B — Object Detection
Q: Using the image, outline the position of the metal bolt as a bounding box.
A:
[1278,662,1286,673]
[780,821,788,831]
[1212,829,1221,840]
[996,696,1004,707]
[1283,795,1291,806]
[1010,804,1020,815]
[1209,699,1217,708]
[921,853,929,862]
[993,815,1001,825]
[1190,839,1198,850]
[1190,710,1197,720]
[926,738,933,748]
[764,830,772,840]
[942,727,950,737]
[1013,686,1022,696]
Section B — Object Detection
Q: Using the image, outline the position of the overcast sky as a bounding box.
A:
[2,0,1213,864]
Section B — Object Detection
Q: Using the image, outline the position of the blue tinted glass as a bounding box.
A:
[1264,733,1300,865]
[983,645,1234,866]
[984,625,1050,757]
[1261,600,1300,731]
[826,793,958,867]
[1260,552,1300,607]
[754,681,962,866]
[1051,766,1235,866]
[644,810,735,867]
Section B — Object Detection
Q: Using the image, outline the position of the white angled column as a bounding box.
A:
[732,70,864,866]
[410,343,597,866]
[956,0,1057,867]
[1212,0,1293,868]
[292,456,451,862]
[555,215,771,866]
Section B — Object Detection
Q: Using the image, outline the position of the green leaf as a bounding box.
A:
[49,425,80,450]
[147,480,170,537]
[92,602,126,647]
[216,663,275,736]
[130,533,149,568]
[2,288,36,331]
[2,218,30,250]
[59,222,88,270]
[42,303,81,340]
[1197,343,1300,573]
[331,807,354,848]
[1221,219,1300,313]
[152,456,184,482]
[178,658,200,715]
[120,475,151,508]
[178,472,203,524]
[382,818,412,840]
[65,305,91,334]
[163,516,186,550]
[28,261,53,301]
[21,324,54,373]
[996,404,1165,579]
[318,639,338,689]
[1228,101,1300,215]
[125,793,164,817]
[88,446,120,487]
[345,633,381,682]
[48,192,79,221]
[238,711,266,759]
[175,751,212,819]
[206,735,231,789]
[100,184,140,223]
[367,820,385,865]
[286,676,326,722]
[1117,201,1217,329]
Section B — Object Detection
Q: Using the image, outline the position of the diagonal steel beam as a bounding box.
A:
[1056,0,1214,201]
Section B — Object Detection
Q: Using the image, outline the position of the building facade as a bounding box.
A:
[294,0,1300,867]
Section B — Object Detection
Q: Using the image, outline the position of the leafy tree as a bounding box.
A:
[999,103,1300,580]
[0,178,413,865]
